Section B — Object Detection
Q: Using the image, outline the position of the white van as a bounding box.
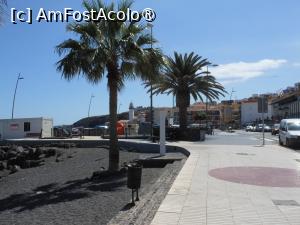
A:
[279,119,300,147]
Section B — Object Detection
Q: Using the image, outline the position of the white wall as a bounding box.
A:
[42,118,53,138]
[0,117,53,139]
[241,102,272,124]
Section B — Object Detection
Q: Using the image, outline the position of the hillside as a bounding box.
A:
[73,112,129,128]
[73,106,151,128]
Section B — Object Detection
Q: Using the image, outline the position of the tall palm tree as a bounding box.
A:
[56,0,164,171]
[0,0,7,25]
[151,52,226,129]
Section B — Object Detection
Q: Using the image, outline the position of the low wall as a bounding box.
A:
[153,127,206,142]
[0,139,190,157]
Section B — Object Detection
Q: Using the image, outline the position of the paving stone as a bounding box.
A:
[150,142,300,225]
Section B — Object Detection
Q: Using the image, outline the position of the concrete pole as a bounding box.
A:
[147,23,154,142]
[12,73,24,119]
[88,94,94,118]
[160,111,166,156]
[262,96,265,146]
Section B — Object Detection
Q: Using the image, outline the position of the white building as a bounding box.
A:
[0,117,53,139]
[241,100,272,125]
[128,102,134,121]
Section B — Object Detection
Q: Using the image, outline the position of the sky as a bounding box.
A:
[1,0,300,125]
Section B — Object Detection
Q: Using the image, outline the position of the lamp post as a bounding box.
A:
[147,22,154,142]
[229,88,236,128]
[118,103,122,114]
[205,66,209,128]
[262,95,265,146]
[229,88,236,101]
[205,65,218,128]
[88,94,95,118]
[11,73,24,119]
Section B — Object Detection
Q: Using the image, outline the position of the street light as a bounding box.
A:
[229,88,236,101]
[229,88,236,128]
[118,103,122,114]
[11,73,24,119]
[88,94,95,118]
[205,64,218,128]
[147,22,154,142]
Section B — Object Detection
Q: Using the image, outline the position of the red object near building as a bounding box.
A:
[117,121,125,135]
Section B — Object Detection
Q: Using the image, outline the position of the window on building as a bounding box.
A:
[24,122,31,132]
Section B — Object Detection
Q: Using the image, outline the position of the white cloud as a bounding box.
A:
[292,62,300,67]
[210,59,287,84]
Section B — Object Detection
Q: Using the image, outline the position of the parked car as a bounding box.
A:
[255,124,263,132]
[255,124,271,132]
[245,125,254,132]
[271,123,280,135]
[279,119,300,147]
[264,125,272,132]
[188,123,201,128]
[71,127,83,137]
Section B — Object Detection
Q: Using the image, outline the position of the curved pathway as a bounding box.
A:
[151,131,300,225]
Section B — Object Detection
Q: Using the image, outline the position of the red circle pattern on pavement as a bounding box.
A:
[208,167,300,187]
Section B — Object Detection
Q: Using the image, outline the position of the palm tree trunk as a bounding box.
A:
[178,93,188,129]
[108,72,119,172]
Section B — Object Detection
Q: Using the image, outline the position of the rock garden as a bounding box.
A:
[0,144,186,225]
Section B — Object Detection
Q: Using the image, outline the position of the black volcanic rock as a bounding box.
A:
[0,162,5,171]
[6,150,17,159]
[9,165,20,174]
[0,150,5,161]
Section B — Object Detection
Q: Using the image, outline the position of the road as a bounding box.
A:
[202,129,279,146]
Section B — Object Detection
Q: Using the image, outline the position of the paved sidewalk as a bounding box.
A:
[150,143,300,225]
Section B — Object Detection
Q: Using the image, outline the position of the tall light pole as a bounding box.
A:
[147,22,154,141]
[88,94,95,118]
[118,103,122,114]
[229,88,236,127]
[229,88,236,101]
[11,73,24,119]
[205,65,218,128]
[262,95,265,146]
[205,66,209,128]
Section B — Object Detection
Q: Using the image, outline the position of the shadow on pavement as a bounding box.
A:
[0,174,126,213]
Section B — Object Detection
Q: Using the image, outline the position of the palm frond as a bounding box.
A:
[151,52,226,104]
[57,0,164,89]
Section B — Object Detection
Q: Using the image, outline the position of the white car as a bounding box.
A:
[245,125,254,132]
[279,119,300,147]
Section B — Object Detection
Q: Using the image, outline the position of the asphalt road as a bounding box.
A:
[202,129,279,146]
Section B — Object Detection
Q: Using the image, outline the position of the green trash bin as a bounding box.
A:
[127,163,142,189]
[127,163,142,204]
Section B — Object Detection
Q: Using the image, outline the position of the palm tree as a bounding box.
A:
[56,0,164,171]
[0,0,7,25]
[151,52,226,129]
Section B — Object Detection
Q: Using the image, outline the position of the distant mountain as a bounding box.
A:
[73,112,129,128]
[73,106,151,128]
